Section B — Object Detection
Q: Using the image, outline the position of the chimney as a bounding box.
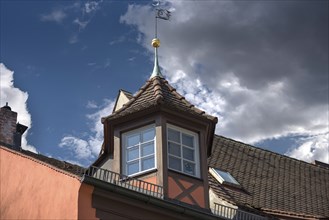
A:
[314,160,329,169]
[0,103,28,150]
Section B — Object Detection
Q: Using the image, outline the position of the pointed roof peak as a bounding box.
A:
[104,76,217,123]
[150,38,164,79]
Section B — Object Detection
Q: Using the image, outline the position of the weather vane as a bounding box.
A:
[152,0,171,39]
[150,0,171,78]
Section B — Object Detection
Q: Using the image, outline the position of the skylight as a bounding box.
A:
[209,167,240,185]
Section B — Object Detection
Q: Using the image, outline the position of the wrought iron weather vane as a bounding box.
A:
[150,1,171,79]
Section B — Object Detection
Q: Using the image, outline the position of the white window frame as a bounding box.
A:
[167,124,200,178]
[209,167,240,185]
[122,124,156,177]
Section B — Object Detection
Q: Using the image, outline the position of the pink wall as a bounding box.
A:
[167,171,206,208]
[78,183,97,220]
[0,147,97,220]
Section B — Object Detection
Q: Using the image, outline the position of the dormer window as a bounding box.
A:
[122,124,156,176]
[209,167,240,185]
[167,124,200,178]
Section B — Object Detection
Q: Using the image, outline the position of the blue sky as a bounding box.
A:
[1,0,328,167]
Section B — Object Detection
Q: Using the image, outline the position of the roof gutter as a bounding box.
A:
[82,175,222,220]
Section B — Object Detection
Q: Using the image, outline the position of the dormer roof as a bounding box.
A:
[112,89,133,113]
[102,76,217,124]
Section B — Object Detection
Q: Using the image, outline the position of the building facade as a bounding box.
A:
[1,38,328,219]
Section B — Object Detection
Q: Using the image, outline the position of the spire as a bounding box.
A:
[150,38,164,79]
[150,6,170,79]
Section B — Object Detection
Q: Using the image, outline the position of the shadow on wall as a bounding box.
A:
[78,183,98,220]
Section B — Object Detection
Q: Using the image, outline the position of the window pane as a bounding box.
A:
[141,142,154,157]
[127,146,139,161]
[127,161,139,175]
[127,134,139,147]
[216,169,239,185]
[183,161,195,175]
[168,128,180,143]
[169,156,181,171]
[217,170,230,180]
[182,133,194,148]
[183,147,194,161]
[142,156,155,171]
[168,142,181,157]
[142,128,155,142]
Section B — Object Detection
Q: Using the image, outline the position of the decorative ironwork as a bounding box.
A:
[156,9,171,20]
[85,166,163,199]
[213,203,268,220]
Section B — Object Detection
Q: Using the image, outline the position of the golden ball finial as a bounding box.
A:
[152,38,160,48]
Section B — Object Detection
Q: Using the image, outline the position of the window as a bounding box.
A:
[209,167,240,185]
[167,124,200,177]
[122,125,156,176]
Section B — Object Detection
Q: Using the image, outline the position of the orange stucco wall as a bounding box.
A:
[142,176,158,191]
[143,176,157,185]
[78,183,97,220]
[168,172,206,208]
[0,147,97,220]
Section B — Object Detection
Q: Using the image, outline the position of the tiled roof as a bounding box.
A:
[1,145,86,177]
[208,135,329,218]
[22,150,86,176]
[103,76,217,122]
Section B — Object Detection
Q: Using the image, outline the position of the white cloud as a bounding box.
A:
[40,9,66,23]
[59,136,91,159]
[59,99,115,166]
[286,133,329,164]
[120,1,328,163]
[69,34,79,44]
[0,63,36,153]
[87,100,98,109]
[104,58,111,69]
[41,1,104,44]
[128,57,136,62]
[109,36,126,45]
[84,1,102,14]
[73,18,89,31]
[86,99,115,155]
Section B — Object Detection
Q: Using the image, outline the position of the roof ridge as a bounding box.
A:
[261,208,326,219]
[105,76,217,123]
[119,88,132,94]
[119,89,133,98]
[110,79,153,117]
[0,145,85,179]
[152,77,164,103]
[164,81,194,108]
[163,79,215,120]
[214,134,329,170]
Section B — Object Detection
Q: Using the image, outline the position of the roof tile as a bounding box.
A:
[104,76,217,122]
[1,145,86,177]
[208,135,329,218]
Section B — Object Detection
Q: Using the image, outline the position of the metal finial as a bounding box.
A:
[152,38,160,48]
[150,38,164,79]
[150,3,170,79]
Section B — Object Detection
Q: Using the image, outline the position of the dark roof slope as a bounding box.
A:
[103,76,217,122]
[208,135,329,218]
[22,149,86,176]
[1,144,86,177]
